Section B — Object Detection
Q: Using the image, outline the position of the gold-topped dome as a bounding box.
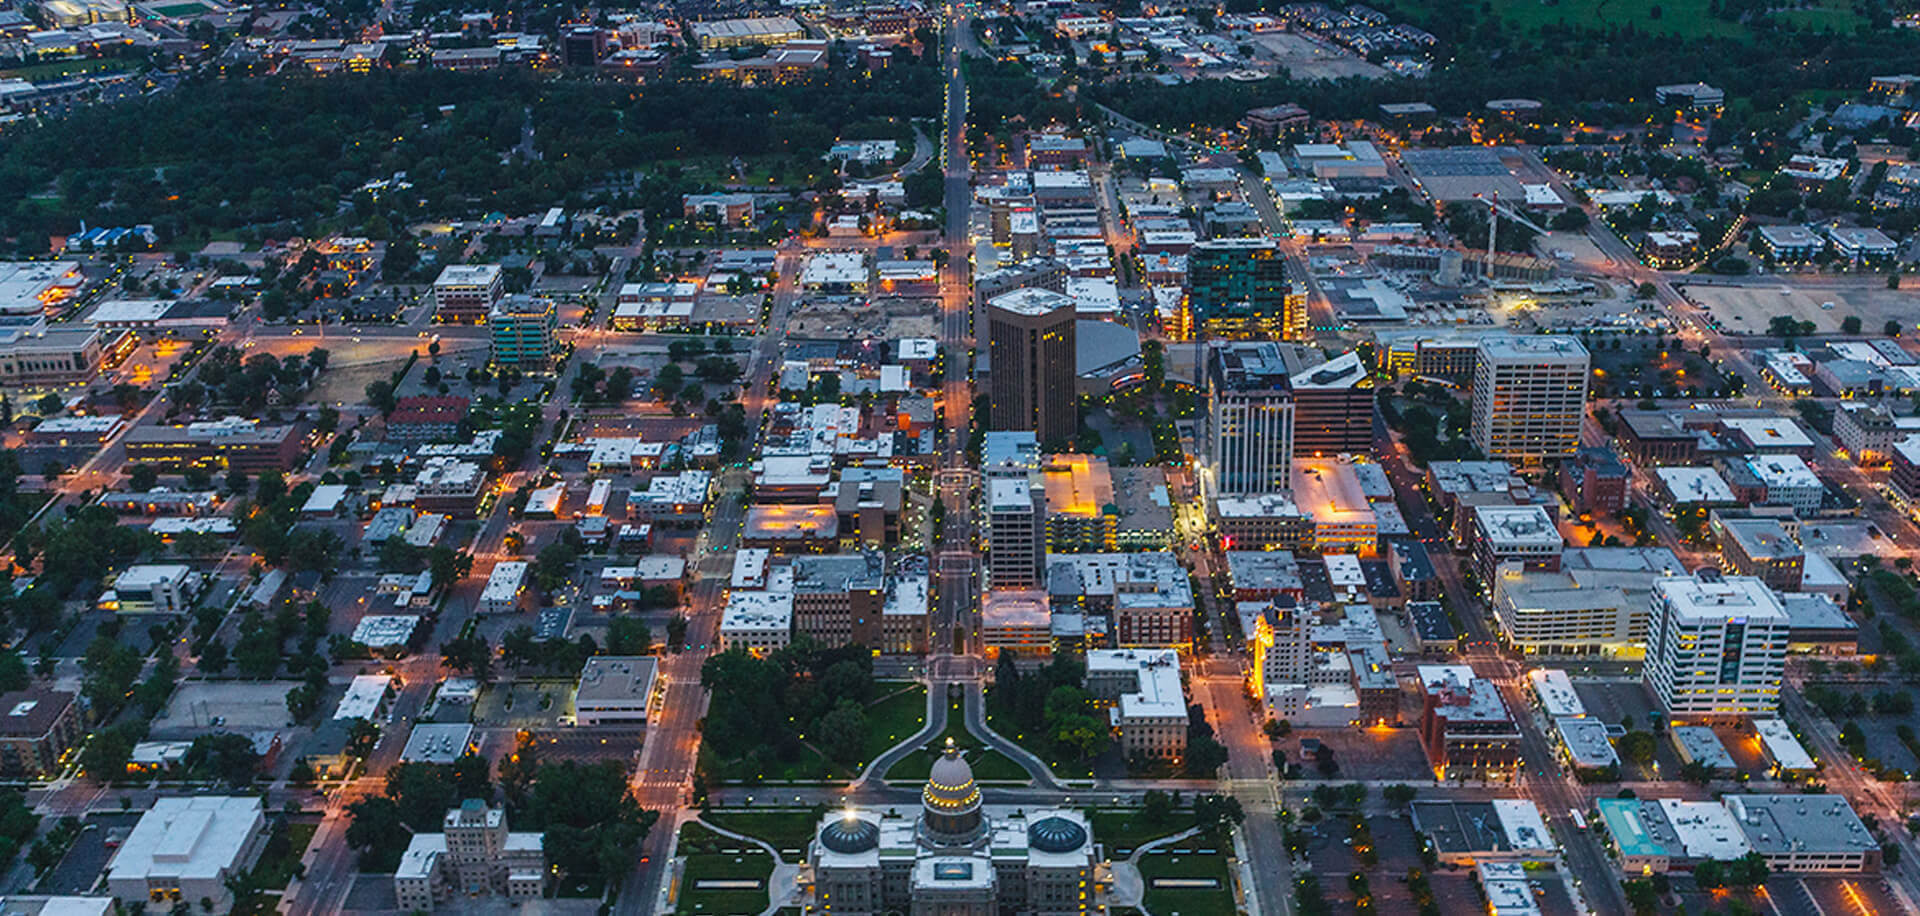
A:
[923,738,980,811]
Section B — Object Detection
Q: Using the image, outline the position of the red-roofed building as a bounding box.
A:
[387,396,469,444]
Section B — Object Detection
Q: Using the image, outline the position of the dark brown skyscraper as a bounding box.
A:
[987,288,1077,447]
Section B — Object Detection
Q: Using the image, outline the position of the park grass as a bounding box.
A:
[1477,0,1745,39]
[648,154,824,190]
[859,682,928,767]
[702,810,820,863]
[884,698,1030,783]
[1135,831,1239,916]
[676,823,774,916]
[983,690,1096,780]
[249,822,318,889]
[1089,809,1199,857]
[0,57,138,81]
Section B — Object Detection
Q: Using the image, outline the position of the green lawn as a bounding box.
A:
[884,698,1030,783]
[1089,809,1199,857]
[0,57,139,81]
[1478,0,1744,38]
[983,692,1096,779]
[250,821,317,889]
[676,823,774,916]
[1136,833,1238,916]
[647,155,827,190]
[702,810,820,863]
[859,682,929,766]
[714,744,847,783]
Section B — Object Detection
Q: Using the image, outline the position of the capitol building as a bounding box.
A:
[804,739,1102,915]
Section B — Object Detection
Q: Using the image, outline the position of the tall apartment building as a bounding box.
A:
[1469,336,1590,464]
[1289,351,1374,457]
[395,800,546,911]
[432,264,505,323]
[987,478,1045,589]
[1084,649,1190,762]
[0,688,81,776]
[488,294,557,369]
[1186,239,1303,340]
[1206,342,1295,495]
[1644,571,1789,722]
[986,288,1077,446]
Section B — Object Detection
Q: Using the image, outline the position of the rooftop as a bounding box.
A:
[107,796,264,883]
[1656,467,1735,504]
[1087,648,1187,720]
[1477,334,1590,363]
[1672,726,1737,771]
[1475,504,1561,548]
[1725,794,1878,856]
[1654,573,1788,624]
[1659,799,1752,861]
[1718,516,1801,561]
[576,656,660,705]
[988,286,1077,318]
[1555,717,1620,769]
[1752,719,1815,771]
[400,723,474,765]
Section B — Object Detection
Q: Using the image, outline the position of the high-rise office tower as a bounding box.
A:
[987,477,1045,589]
[1644,570,1789,721]
[1469,335,1590,463]
[1186,240,1304,340]
[987,288,1077,447]
[1289,351,1374,457]
[1206,342,1295,495]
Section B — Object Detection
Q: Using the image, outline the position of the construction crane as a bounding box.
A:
[1473,192,1550,284]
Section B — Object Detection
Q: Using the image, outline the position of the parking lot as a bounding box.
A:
[1291,724,1432,781]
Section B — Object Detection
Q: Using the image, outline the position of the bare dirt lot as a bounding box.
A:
[1679,278,1915,336]
[1251,32,1387,80]
[787,298,938,339]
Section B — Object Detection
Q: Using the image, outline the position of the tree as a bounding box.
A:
[427,546,473,590]
[128,464,159,492]
[1384,784,1417,808]
[1843,315,1863,334]
[197,638,229,674]
[1622,878,1659,915]
[667,614,688,651]
[441,636,493,682]
[344,719,381,759]
[1619,730,1656,764]
[1142,789,1174,825]
[606,617,652,656]
[365,379,398,416]
[387,762,460,831]
[814,700,870,765]
[185,733,261,786]
[1889,320,1905,338]
[345,796,410,872]
[80,725,137,780]
[524,760,658,887]
[1193,793,1245,832]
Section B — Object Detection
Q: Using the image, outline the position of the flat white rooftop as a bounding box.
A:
[1655,574,1788,625]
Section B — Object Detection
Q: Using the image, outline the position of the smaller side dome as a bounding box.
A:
[819,815,880,854]
[1027,816,1088,853]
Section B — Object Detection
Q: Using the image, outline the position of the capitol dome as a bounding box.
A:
[920,738,985,846]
